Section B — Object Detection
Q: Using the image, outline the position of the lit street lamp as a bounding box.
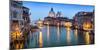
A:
[83,22,93,31]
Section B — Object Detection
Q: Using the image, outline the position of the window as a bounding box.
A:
[13,11,17,18]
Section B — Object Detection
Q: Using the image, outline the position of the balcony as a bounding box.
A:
[10,17,23,21]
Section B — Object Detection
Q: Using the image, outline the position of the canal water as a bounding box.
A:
[26,25,92,48]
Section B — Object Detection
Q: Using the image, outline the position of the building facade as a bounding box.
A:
[10,1,24,32]
[10,0,30,32]
[22,6,30,35]
[10,0,31,49]
[73,11,94,29]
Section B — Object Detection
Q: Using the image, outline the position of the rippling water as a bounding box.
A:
[26,25,93,48]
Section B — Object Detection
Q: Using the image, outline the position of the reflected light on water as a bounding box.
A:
[66,27,71,44]
[57,23,60,41]
[39,30,43,48]
[85,31,90,45]
[47,22,50,42]
[74,29,78,42]
[15,43,23,49]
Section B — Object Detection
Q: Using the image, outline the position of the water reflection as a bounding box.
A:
[74,29,78,43]
[57,23,60,42]
[27,25,93,48]
[39,29,43,48]
[66,27,71,45]
[85,31,90,44]
[47,23,50,44]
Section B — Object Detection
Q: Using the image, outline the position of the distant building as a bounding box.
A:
[45,8,68,21]
[73,11,94,29]
[56,11,63,17]
[48,8,56,18]
[44,8,72,26]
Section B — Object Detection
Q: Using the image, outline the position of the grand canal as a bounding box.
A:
[25,25,94,48]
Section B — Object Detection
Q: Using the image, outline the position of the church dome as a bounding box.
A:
[48,8,56,17]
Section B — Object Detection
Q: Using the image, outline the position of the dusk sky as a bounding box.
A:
[23,1,94,22]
